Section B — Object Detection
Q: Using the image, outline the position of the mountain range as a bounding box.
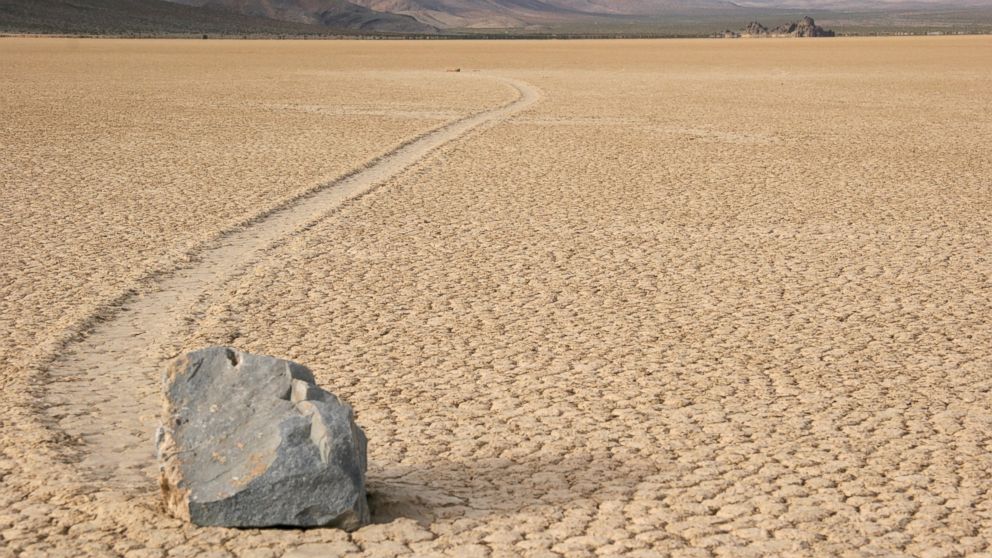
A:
[169,0,752,30]
[0,0,346,35]
[171,0,992,30]
[1,0,990,35]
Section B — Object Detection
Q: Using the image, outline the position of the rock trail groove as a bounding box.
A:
[43,75,540,491]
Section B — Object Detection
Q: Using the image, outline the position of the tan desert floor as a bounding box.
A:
[0,39,511,377]
[2,37,992,557]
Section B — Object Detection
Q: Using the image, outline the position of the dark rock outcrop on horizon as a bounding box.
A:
[770,16,834,36]
[728,16,834,37]
[743,21,768,35]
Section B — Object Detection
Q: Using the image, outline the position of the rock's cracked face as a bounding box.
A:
[158,347,369,530]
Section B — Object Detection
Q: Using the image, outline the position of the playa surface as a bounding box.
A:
[1,37,990,557]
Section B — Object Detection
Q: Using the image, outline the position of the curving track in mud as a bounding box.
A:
[42,75,541,495]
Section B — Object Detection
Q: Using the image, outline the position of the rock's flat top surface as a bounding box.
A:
[158,347,369,529]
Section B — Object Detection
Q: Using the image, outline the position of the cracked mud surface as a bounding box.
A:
[39,72,536,492]
[2,37,992,557]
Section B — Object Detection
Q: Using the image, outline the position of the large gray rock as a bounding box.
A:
[157,347,369,530]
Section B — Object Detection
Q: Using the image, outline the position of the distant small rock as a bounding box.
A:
[157,347,369,530]
[447,67,461,72]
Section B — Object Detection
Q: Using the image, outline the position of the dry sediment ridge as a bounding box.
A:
[42,74,540,505]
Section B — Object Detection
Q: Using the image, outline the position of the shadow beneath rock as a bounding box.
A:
[367,480,463,526]
[366,453,662,527]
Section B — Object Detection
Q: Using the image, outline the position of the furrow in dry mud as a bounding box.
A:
[42,75,540,491]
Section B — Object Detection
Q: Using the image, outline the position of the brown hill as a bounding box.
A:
[0,0,355,35]
[174,0,740,30]
[175,0,436,32]
[351,0,742,28]
[349,0,589,28]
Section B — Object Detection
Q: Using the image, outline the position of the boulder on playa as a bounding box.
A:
[157,347,369,530]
